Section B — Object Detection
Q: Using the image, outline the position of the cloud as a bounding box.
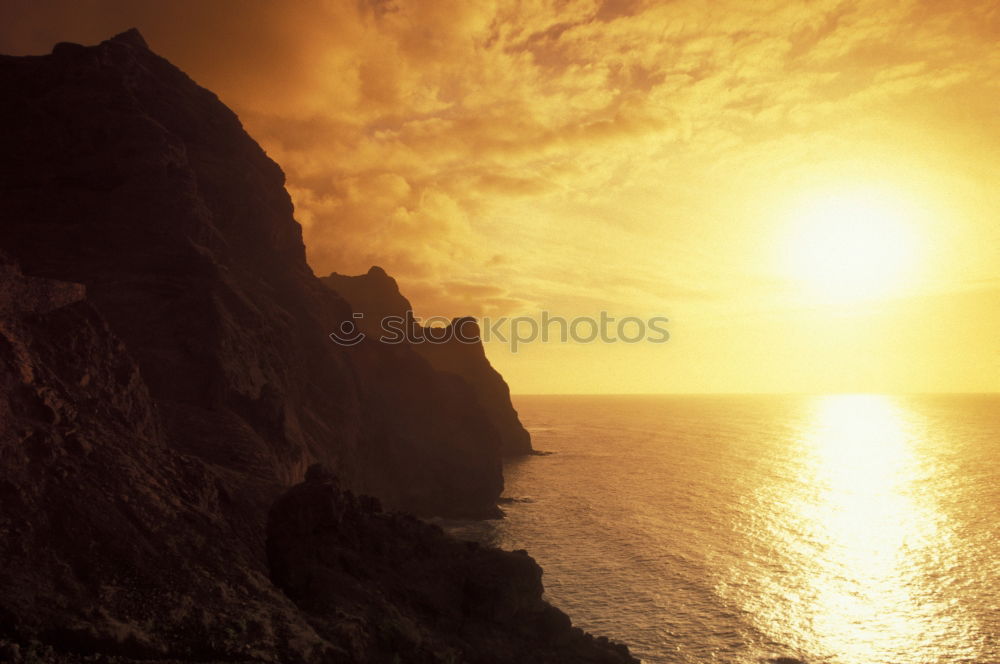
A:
[2,0,997,322]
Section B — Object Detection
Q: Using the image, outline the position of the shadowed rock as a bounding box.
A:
[0,29,635,663]
[323,268,533,456]
[0,253,323,661]
[266,465,637,663]
[0,28,502,518]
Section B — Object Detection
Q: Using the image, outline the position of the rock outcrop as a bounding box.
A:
[323,268,533,456]
[266,466,635,663]
[0,30,634,663]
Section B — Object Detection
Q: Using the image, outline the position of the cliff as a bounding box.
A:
[0,30,634,663]
[0,28,502,519]
[0,255,634,662]
[323,268,533,456]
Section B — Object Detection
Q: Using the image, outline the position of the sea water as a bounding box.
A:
[446,394,1000,664]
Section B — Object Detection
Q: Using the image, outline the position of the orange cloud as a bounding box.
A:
[3,0,998,391]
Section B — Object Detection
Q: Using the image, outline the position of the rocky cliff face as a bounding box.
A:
[0,28,503,518]
[0,30,635,663]
[0,254,318,661]
[323,268,533,456]
[0,255,635,662]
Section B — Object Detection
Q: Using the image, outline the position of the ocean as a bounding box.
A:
[445,394,1000,664]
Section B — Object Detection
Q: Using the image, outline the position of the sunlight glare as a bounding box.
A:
[783,188,919,303]
[797,395,962,661]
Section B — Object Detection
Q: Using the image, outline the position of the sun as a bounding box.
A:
[782,187,919,303]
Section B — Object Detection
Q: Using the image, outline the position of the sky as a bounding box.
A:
[4,0,999,393]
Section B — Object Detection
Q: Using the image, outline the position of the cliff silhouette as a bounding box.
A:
[0,30,634,663]
[323,267,533,456]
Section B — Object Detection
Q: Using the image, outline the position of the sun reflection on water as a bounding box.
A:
[804,395,933,660]
[744,394,976,663]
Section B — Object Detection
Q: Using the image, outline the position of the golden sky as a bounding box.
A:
[4,0,999,393]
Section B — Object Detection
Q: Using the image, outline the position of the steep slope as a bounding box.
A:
[0,30,636,663]
[0,254,635,662]
[323,268,533,456]
[0,28,501,518]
